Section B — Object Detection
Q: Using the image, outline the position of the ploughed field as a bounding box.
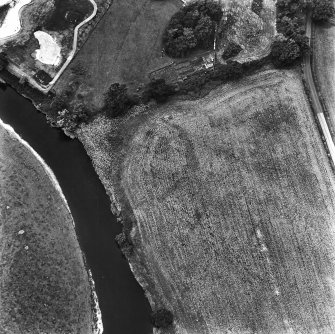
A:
[0,124,96,333]
[80,69,335,333]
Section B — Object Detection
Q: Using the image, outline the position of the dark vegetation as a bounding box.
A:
[142,79,176,103]
[251,0,264,16]
[34,70,53,86]
[103,83,137,118]
[0,53,8,72]
[70,62,87,76]
[115,232,134,257]
[222,41,242,60]
[45,0,93,31]
[212,60,243,80]
[150,309,174,328]
[271,0,309,67]
[55,104,90,133]
[270,38,302,67]
[0,3,10,25]
[312,0,335,23]
[162,0,223,58]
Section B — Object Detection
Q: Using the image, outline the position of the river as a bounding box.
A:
[0,86,152,334]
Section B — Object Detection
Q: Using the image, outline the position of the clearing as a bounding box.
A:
[79,69,335,333]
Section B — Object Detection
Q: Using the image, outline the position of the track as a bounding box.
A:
[303,13,335,164]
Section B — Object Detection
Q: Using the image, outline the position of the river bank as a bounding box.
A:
[0,117,102,333]
[0,85,153,334]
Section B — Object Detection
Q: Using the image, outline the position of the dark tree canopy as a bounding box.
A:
[273,0,309,67]
[163,0,223,58]
[0,53,8,71]
[151,309,174,328]
[103,83,136,118]
[222,41,242,60]
[212,60,243,81]
[312,0,335,22]
[142,79,176,103]
[251,0,263,16]
[270,38,301,67]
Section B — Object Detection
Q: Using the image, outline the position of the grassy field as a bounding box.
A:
[54,0,182,108]
[0,123,97,333]
[313,23,335,138]
[79,69,335,333]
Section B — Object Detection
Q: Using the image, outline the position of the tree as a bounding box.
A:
[0,53,8,71]
[151,309,174,328]
[222,41,242,60]
[251,0,263,16]
[194,15,215,48]
[142,79,176,103]
[162,0,223,58]
[103,83,135,118]
[312,0,335,22]
[115,232,133,257]
[270,37,301,67]
[214,60,243,80]
[199,1,223,22]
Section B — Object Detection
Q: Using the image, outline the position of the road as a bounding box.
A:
[303,14,335,164]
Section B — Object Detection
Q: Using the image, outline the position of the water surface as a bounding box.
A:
[0,86,152,334]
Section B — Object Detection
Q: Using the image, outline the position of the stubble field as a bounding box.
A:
[0,124,97,334]
[80,69,335,333]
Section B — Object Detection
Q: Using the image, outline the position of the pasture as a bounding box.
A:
[80,69,335,333]
[54,0,182,108]
[0,124,97,333]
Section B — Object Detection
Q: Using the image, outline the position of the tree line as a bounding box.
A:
[270,0,334,67]
[162,0,223,58]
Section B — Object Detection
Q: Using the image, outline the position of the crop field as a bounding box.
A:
[54,0,182,108]
[313,23,335,138]
[80,69,335,333]
[0,124,97,333]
